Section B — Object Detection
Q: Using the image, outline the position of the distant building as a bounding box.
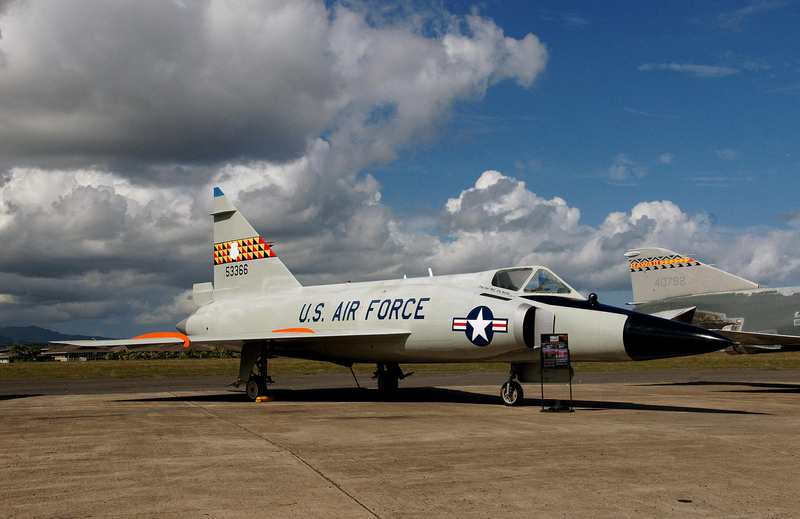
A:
[40,345,122,362]
[0,348,13,363]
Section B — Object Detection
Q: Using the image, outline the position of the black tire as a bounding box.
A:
[500,381,523,406]
[377,375,399,392]
[246,378,262,401]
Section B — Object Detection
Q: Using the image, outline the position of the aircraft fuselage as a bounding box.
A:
[183,273,727,365]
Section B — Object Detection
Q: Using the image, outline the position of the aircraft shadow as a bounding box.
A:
[562,399,762,415]
[0,394,41,401]
[122,387,761,414]
[643,380,800,395]
[123,387,499,405]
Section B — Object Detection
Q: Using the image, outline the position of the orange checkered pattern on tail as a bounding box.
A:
[214,236,274,265]
[629,254,700,272]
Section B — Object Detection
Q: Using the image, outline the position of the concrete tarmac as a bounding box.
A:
[2,370,800,518]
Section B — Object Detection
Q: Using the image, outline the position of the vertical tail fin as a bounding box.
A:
[210,188,300,300]
[626,247,760,303]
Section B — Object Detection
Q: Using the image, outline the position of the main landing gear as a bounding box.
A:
[500,364,524,406]
[246,355,274,401]
[372,362,412,391]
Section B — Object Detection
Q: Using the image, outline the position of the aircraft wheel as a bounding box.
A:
[377,375,399,392]
[246,376,264,401]
[500,381,523,406]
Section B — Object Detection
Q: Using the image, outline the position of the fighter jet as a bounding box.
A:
[626,247,800,354]
[56,191,733,405]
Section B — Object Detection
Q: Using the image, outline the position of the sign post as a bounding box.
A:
[540,333,573,412]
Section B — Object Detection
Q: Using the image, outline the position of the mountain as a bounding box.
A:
[0,326,116,346]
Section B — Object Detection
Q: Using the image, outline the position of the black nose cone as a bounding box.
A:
[623,312,735,361]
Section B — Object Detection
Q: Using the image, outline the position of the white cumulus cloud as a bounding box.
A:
[0,1,550,335]
[638,63,740,79]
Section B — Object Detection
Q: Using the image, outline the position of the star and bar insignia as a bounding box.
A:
[453,306,508,347]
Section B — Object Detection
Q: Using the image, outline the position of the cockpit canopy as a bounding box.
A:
[490,267,578,297]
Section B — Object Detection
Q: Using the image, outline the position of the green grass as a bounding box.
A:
[2,351,800,379]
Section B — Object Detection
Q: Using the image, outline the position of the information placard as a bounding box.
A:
[541,334,569,368]
[540,333,573,412]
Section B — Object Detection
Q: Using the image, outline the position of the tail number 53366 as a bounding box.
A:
[225,264,248,277]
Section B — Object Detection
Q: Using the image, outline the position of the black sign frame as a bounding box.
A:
[540,333,574,412]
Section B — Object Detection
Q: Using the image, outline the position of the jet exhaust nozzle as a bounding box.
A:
[623,312,734,361]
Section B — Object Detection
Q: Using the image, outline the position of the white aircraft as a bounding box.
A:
[57,190,733,405]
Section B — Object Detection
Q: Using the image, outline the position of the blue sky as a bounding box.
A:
[0,0,798,336]
[376,1,799,228]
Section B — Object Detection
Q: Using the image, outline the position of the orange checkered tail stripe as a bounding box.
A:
[214,236,275,265]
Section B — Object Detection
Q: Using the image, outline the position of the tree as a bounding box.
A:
[9,344,42,361]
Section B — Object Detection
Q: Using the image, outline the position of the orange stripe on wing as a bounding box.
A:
[132,332,191,348]
[271,328,315,334]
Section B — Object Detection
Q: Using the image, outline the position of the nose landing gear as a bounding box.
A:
[500,364,524,406]
[500,380,523,406]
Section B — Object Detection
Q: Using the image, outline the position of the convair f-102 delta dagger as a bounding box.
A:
[57,189,734,405]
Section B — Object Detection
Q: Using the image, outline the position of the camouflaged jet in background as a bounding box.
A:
[626,247,800,354]
[55,191,734,405]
